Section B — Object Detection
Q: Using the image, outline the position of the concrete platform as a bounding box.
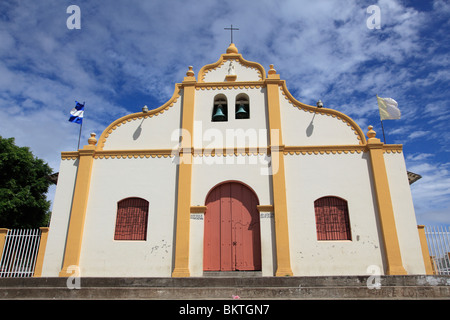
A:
[0,275,449,300]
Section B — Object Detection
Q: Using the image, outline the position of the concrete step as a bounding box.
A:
[1,275,449,288]
[2,285,450,300]
[203,271,262,277]
[0,275,449,300]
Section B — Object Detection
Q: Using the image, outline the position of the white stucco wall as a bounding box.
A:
[101,96,182,151]
[279,89,362,146]
[79,156,177,277]
[384,152,426,274]
[284,152,385,276]
[191,155,272,206]
[259,211,276,276]
[189,212,205,277]
[193,87,269,150]
[202,59,262,82]
[41,158,78,276]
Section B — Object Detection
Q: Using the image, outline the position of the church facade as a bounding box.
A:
[41,44,427,277]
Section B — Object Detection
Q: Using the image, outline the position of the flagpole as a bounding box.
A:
[76,101,85,150]
[380,119,386,144]
[77,121,82,150]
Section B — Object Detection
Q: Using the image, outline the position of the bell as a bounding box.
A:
[235,104,248,119]
[212,104,227,121]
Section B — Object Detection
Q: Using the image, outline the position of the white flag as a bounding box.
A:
[377,95,401,120]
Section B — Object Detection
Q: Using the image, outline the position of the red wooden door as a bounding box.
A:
[203,182,261,271]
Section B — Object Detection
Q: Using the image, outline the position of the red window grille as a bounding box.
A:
[314,196,351,241]
[114,198,149,240]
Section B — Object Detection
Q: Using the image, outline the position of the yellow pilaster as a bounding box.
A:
[417,225,434,275]
[172,67,196,277]
[366,126,407,275]
[59,134,97,277]
[265,65,293,276]
[33,227,49,277]
[0,228,8,258]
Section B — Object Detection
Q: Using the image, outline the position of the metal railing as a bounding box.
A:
[425,226,450,275]
[0,229,42,277]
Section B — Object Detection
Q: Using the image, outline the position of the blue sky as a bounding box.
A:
[0,0,449,226]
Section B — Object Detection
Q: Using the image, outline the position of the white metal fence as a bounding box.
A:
[425,226,450,275]
[0,229,42,278]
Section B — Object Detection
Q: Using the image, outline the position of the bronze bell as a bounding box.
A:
[212,104,227,121]
[235,104,248,119]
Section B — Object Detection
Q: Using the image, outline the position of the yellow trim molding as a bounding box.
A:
[61,151,80,160]
[284,145,365,155]
[366,126,407,275]
[382,145,403,153]
[33,227,49,277]
[172,69,197,278]
[190,206,207,213]
[193,147,267,157]
[283,144,402,155]
[0,228,8,258]
[62,144,402,160]
[417,225,434,275]
[257,205,274,212]
[195,81,263,90]
[265,67,293,277]
[94,149,174,159]
[59,143,96,277]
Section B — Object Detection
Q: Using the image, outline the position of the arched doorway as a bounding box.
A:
[203,181,261,271]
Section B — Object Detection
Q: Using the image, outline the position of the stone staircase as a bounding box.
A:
[0,275,449,300]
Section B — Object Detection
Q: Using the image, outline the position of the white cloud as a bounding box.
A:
[408,130,430,140]
[416,205,450,226]
[407,158,450,225]
[406,153,434,161]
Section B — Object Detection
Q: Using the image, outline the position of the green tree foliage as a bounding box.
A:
[0,136,53,228]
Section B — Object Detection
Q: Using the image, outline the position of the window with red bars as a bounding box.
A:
[114,197,149,241]
[314,196,351,241]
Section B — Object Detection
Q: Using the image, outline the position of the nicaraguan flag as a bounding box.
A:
[377,95,401,120]
[68,101,84,124]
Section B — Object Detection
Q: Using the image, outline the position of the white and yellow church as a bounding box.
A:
[41,43,430,278]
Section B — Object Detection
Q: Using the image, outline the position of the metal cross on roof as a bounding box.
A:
[224,24,239,43]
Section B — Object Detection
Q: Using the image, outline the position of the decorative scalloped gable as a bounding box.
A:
[198,44,266,83]
[201,57,263,82]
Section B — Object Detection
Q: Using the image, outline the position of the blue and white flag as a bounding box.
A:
[68,101,84,124]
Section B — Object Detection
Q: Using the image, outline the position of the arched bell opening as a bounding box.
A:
[235,93,250,119]
[212,94,228,122]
